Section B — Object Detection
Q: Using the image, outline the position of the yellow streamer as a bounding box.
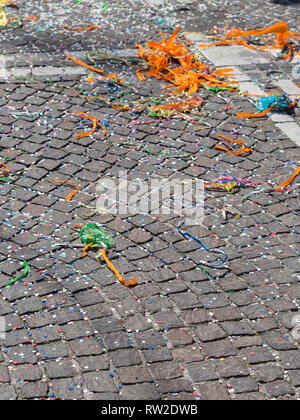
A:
[0,5,7,27]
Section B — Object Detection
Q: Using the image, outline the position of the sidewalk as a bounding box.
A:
[0,0,299,400]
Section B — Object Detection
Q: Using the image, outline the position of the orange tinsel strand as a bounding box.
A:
[215,134,253,156]
[50,179,79,201]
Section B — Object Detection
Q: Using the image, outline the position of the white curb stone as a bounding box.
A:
[238,81,265,96]
[276,79,300,96]
[276,122,300,147]
[198,45,269,66]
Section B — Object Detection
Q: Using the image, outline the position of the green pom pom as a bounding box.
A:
[79,224,114,249]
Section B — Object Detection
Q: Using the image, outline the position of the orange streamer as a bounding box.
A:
[225,22,300,48]
[64,25,101,31]
[65,53,104,74]
[66,111,106,138]
[50,179,79,201]
[97,249,137,287]
[0,161,10,176]
[153,97,203,111]
[136,26,237,94]
[215,134,253,156]
[201,22,300,61]
[82,243,94,257]
[276,168,300,191]
[8,15,38,22]
[236,108,272,118]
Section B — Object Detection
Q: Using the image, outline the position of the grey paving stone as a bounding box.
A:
[172,345,204,363]
[196,324,227,342]
[110,348,142,367]
[151,311,183,330]
[16,296,45,315]
[220,320,255,336]
[78,355,109,372]
[91,392,121,400]
[150,362,183,380]
[134,330,166,349]
[52,378,83,400]
[69,337,104,357]
[287,370,300,387]
[215,357,249,379]
[235,392,267,401]
[228,377,259,394]
[120,383,160,400]
[83,372,118,393]
[20,382,48,399]
[0,0,300,401]
[265,381,295,398]
[166,329,194,346]
[60,321,94,340]
[241,347,276,365]
[197,383,230,401]
[118,366,152,384]
[0,384,17,400]
[181,309,211,325]
[279,351,300,370]
[45,360,78,379]
[253,364,284,383]
[201,339,237,358]
[185,361,218,382]
[158,378,193,394]
[6,345,38,365]
[38,341,69,360]
[13,365,42,382]
[143,347,173,364]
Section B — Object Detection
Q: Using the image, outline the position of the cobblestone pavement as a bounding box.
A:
[0,0,300,400]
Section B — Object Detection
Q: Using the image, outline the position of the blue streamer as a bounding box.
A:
[177,222,228,268]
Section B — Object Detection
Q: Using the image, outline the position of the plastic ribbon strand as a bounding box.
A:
[74,224,136,286]
[136,25,238,95]
[276,167,300,191]
[207,175,298,193]
[6,261,30,287]
[96,249,137,287]
[205,181,239,194]
[177,222,228,268]
[64,25,101,31]
[65,53,104,74]
[0,160,10,177]
[8,15,38,22]
[237,92,298,118]
[224,22,300,49]
[50,179,79,201]
[72,226,95,257]
[200,21,300,61]
[215,134,253,155]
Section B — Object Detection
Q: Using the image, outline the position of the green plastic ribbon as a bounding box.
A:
[6,261,30,287]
